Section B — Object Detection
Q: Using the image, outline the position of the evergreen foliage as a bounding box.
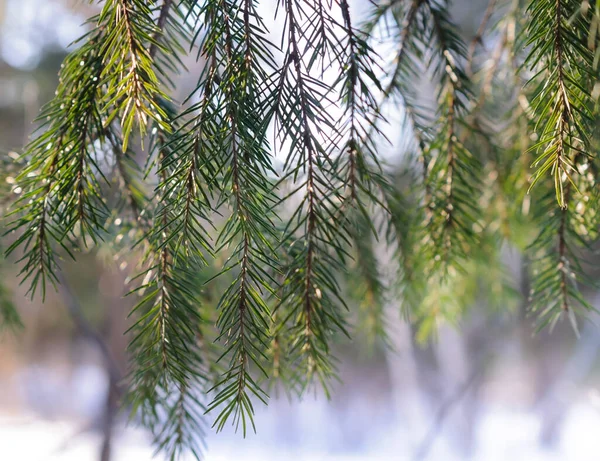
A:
[2,0,600,458]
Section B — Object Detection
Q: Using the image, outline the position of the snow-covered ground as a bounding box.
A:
[2,369,600,461]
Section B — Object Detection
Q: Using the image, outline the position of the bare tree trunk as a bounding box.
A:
[98,267,131,461]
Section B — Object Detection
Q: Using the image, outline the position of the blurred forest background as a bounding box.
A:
[1,0,600,460]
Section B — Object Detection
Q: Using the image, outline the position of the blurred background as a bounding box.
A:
[1,0,600,460]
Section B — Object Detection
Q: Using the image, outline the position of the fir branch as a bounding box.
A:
[205,0,278,434]
[127,132,208,460]
[524,0,598,329]
[6,38,109,298]
[0,286,21,333]
[151,381,207,461]
[336,0,386,209]
[99,0,170,150]
[5,0,190,300]
[380,173,428,318]
[273,0,349,392]
[528,179,597,331]
[365,0,432,148]
[334,0,390,346]
[525,0,595,207]
[420,0,482,276]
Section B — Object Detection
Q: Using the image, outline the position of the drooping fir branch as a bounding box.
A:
[363,1,485,328]
[152,381,207,461]
[362,1,433,275]
[203,0,279,434]
[460,0,533,254]
[113,3,210,448]
[366,1,482,277]
[123,24,218,446]
[151,0,274,435]
[461,0,537,237]
[419,0,481,276]
[528,179,598,331]
[99,0,171,150]
[523,0,598,327]
[6,143,62,299]
[525,0,595,208]
[379,173,427,318]
[333,0,393,345]
[336,0,386,211]
[128,130,208,460]
[466,0,498,76]
[0,281,20,333]
[381,0,424,102]
[388,2,436,230]
[364,0,432,152]
[167,45,220,265]
[362,2,433,316]
[6,36,108,299]
[6,0,191,300]
[272,0,350,393]
[122,15,214,454]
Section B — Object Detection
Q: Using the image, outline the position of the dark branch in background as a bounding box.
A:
[58,272,122,384]
[149,0,174,59]
[466,0,497,76]
[381,0,424,101]
[412,365,482,461]
[412,331,502,461]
